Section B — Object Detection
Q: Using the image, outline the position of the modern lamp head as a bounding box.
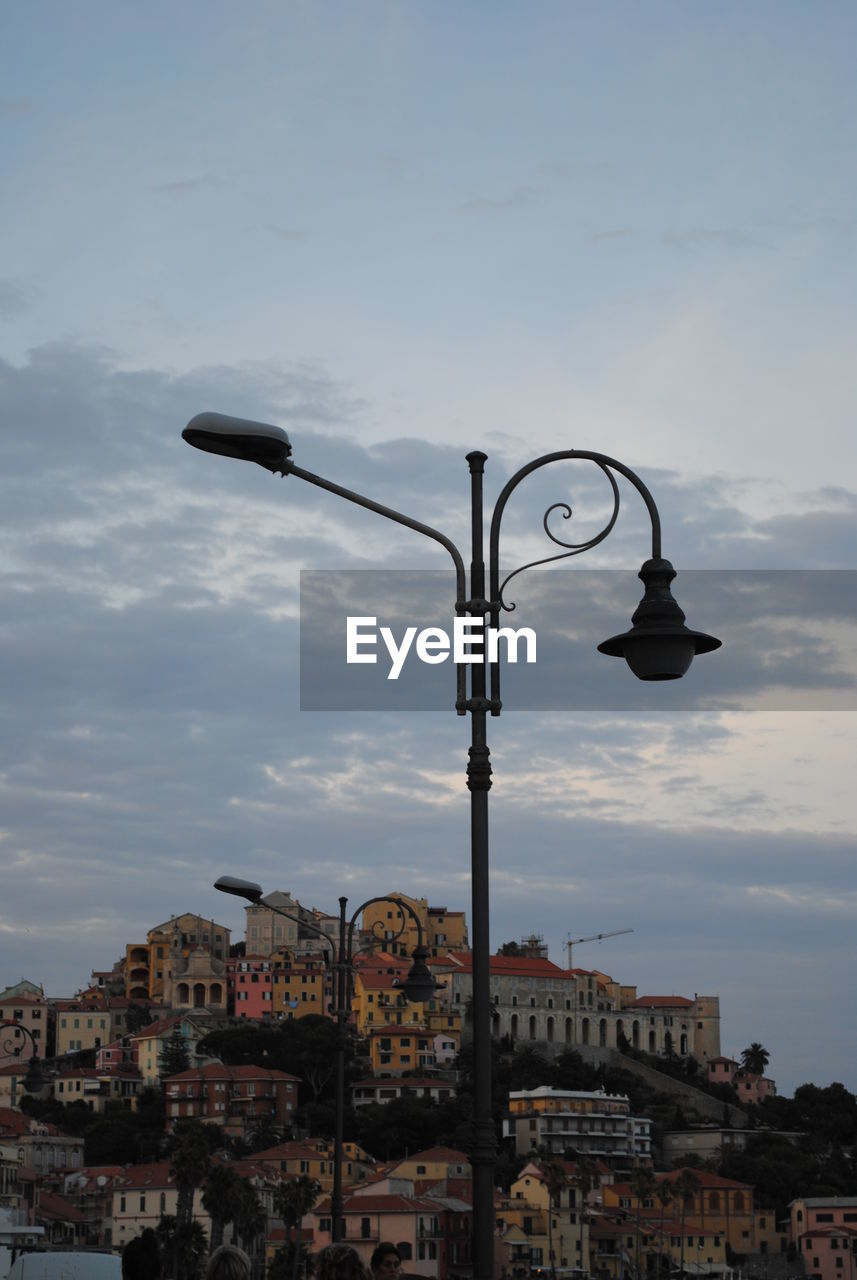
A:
[214,875,265,904]
[598,557,721,681]
[182,412,292,474]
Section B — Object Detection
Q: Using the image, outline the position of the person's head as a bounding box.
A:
[316,1243,371,1280]
[122,1228,164,1280]
[371,1243,402,1280]
[206,1244,252,1280]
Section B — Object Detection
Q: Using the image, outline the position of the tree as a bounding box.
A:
[569,1154,598,1274]
[157,1216,208,1280]
[498,941,522,956]
[539,1157,567,1280]
[630,1165,658,1280]
[671,1170,701,1278]
[740,1043,770,1077]
[274,1175,321,1280]
[202,1164,242,1250]
[160,1026,191,1078]
[654,1178,673,1279]
[232,1178,266,1262]
[168,1120,214,1278]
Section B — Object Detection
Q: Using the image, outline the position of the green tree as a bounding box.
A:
[232,1178,266,1263]
[654,1178,673,1279]
[539,1157,567,1280]
[157,1215,208,1280]
[740,1043,770,1077]
[671,1170,701,1279]
[202,1163,242,1250]
[630,1166,658,1280]
[168,1120,214,1277]
[160,1026,191,1078]
[274,1175,321,1280]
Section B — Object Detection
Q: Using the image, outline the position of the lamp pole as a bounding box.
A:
[216,877,438,1242]
[0,1020,46,1097]
[186,414,721,1280]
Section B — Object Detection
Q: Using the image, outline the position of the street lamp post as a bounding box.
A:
[0,1020,47,1096]
[215,875,438,1242]
[184,414,721,1280]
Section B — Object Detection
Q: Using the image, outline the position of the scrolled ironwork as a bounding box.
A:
[0,1020,37,1064]
[496,463,621,611]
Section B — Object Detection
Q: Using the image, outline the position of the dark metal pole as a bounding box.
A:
[331,895,348,1242]
[466,451,495,1280]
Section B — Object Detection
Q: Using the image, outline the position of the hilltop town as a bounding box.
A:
[1,892,854,1280]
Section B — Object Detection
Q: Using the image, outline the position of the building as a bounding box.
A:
[361,894,469,959]
[131,1013,215,1086]
[506,1087,651,1164]
[351,1077,458,1109]
[368,1026,438,1076]
[602,1168,760,1262]
[661,1127,800,1165]
[0,1109,84,1176]
[443,954,720,1065]
[790,1197,857,1280]
[270,949,333,1021]
[124,912,231,1004]
[244,891,301,956]
[498,1160,592,1278]
[52,1065,141,1113]
[163,1063,299,1137]
[0,982,48,1058]
[707,1056,777,1105]
[253,1137,375,1193]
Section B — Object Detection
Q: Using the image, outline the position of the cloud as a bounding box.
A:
[1,344,855,1092]
[152,174,223,197]
[456,185,540,215]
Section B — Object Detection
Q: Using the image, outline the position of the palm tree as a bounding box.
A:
[672,1170,701,1279]
[168,1119,214,1276]
[202,1163,242,1250]
[571,1154,597,1276]
[740,1043,770,1077]
[274,1175,321,1280]
[630,1166,658,1280]
[654,1178,674,1279]
[232,1178,266,1260]
[539,1157,567,1280]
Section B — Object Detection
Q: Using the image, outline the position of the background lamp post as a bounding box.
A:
[215,874,440,1241]
[0,1020,46,1096]
[187,414,721,1280]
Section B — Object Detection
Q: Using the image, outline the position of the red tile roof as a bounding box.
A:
[624,995,694,1009]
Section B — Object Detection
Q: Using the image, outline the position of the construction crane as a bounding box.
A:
[566,928,633,968]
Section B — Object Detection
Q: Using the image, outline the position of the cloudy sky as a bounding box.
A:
[1,3,855,1094]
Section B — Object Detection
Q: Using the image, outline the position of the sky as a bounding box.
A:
[1,2,855,1096]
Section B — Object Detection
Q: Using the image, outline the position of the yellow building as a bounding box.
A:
[601,1168,758,1274]
[54,1000,112,1056]
[390,1146,471,1182]
[124,913,231,1004]
[254,1137,374,1192]
[361,894,469,959]
[502,1160,591,1276]
[270,949,332,1020]
[368,1024,437,1075]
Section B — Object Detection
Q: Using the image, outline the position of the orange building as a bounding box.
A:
[270,949,333,1020]
[361,894,469,959]
[368,1024,437,1075]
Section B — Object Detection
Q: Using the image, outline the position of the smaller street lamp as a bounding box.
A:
[215,875,441,1239]
[0,1021,47,1095]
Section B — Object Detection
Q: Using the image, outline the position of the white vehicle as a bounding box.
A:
[6,1251,121,1279]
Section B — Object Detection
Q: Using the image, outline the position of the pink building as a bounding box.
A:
[228,954,275,1019]
[791,1197,857,1280]
[708,1056,776,1104]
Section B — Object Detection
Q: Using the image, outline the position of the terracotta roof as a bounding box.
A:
[115,1162,174,1189]
[165,1063,299,1083]
[392,1146,470,1166]
[624,995,694,1009]
[369,1024,431,1036]
[448,953,567,977]
[0,1108,67,1138]
[36,1190,87,1223]
[352,1077,455,1089]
